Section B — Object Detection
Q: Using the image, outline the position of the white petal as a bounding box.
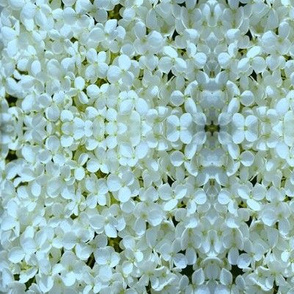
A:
[120,143,133,158]
[175,58,187,72]
[180,113,193,128]
[86,84,99,99]
[74,167,85,181]
[89,215,104,230]
[8,247,25,263]
[105,224,117,238]
[38,275,54,292]
[276,142,289,159]
[87,159,100,173]
[237,253,251,269]
[60,135,73,147]
[107,174,121,192]
[267,9,279,30]
[31,60,41,76]
[170,151,184,167]
[148,209,163,226]
[74,76,85,90]
[135,98,148,115]
[186,248,196,265]
[134,21,146,39]
[173,253,187,268]
[104,19,117,34]
[78,92,89,104]
[281,251,290,263]
[118,186,131,203]
[1,216,17,230]
[276,98,289,115]
[95,248,108,265]
[163,199,178,211]
[279,218,290,235]
[119,99,133,114]
[118,54,131,71]
[180,130,192,144]
[89,27,104,42]
[227,143,239,159]
[227,98,240,114]
[237,186,249,199]
[195,190,207,205]
[122,261,133,275]
[39,94,51,108]
[193,269,205,285]
[252,57,266,73]
[228,247,239,265]
[170,90,184,106]
[185,98,197,115]
[158,57,172,73]
[232,130,244,144]
[238,58,250,72]
[218,52,230,67]
[107,65,121,83]
[47,59,61,78]
[163,46,178,58]
[220,268,232,285]
[245,127,258,142]
[279,21,290,38]
[76,244,92,261]
[240,90,254,106]
[45,104,60,121]
[135,142,148,159]
[240,151,254,166]
[218,191,230,205]
[148,31,163,47]
[21,3,36,18]
[134,218,146,235]
[194,52,207,67]
[31,181,41,197]
[247,198,261,211]
[167,115,179,127]
[262,31,277,48]
[62,272,76,286]
[247,46,262,58]
[63,232,77,250]
[232,113,244,128]
[1,27,17,40]
[60,110,73,121]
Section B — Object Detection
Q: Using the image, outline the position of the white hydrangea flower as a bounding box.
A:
[231,113,258,144]
[166,113,193,144]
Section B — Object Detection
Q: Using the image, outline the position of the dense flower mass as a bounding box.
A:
[1,0,294,293]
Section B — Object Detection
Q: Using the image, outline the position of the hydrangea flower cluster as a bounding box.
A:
[1,0,294,293]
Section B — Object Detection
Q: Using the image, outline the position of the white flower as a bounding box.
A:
[231,113,258,144]
[107,54,134,85]
[46,58,74,92]
[89,207,118,238]
[85,49,108,83]
[88,19,124,51]
[53,251,85,287]
[166,113,193,144]
[159,46,187,74]
[237,183,266,211]
[238,46,266,74]
[218,43,238,69]
[94,246,120,267]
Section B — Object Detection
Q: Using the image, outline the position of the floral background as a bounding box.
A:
[1,0,294,293]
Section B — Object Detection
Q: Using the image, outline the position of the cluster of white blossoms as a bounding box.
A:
[2,0,294,293]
